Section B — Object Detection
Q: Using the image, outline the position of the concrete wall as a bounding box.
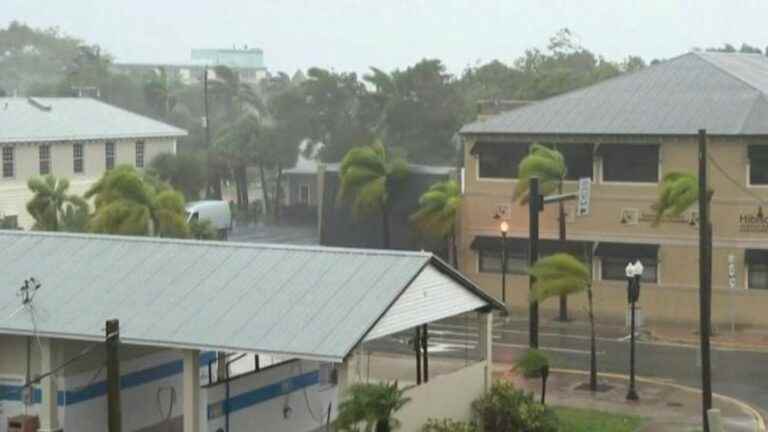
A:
[0,137,176,228]
[394,361,486,432]
[459,135,768,327]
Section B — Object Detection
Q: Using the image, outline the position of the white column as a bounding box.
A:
[478,312,493,392]
[183,350,201,432]
[39,338,60,432]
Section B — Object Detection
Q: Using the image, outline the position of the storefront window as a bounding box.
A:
[478,249,528,275]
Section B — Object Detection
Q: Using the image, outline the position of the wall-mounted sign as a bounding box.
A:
[577,177,591,217]
[739,211,768,233]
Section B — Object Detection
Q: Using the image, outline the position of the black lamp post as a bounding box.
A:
[625,260,643,401]
[500,221,509,303]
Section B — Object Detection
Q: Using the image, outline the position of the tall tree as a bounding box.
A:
[86,165,188,238]
[143,67,177,119]
[338,142,409,248]
[26,175,89,232]
[513,144,569,318]
[410,179,461,266]
[529,253,598,391]
[209,65,262,116]
[147,152,207,201]
[215,114,261,210]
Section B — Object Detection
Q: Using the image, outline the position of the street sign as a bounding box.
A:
[577,177,591,217]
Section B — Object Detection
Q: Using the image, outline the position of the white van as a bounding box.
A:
[185,200,233,239]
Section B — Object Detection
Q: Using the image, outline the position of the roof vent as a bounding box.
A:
[27,97,52,112]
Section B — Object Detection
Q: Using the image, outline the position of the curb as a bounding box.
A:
[551,368,766,432]
[648,331,768,353]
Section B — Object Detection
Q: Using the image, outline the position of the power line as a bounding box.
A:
[708,155,768,206]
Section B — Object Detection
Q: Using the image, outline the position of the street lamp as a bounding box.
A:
[500,221,509,303]
[625,260,643,401]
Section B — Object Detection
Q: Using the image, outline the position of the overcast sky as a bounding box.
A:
[3,0,767,75]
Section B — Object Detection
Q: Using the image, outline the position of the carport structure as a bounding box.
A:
[0,231,504,431]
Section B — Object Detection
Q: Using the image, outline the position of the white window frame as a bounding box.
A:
[298,183,311,204]
[598,147,662,186]
[73,143,85,174]
[746,163,768,188]
[39,144,51,175]
[745,264,768,290]
[2,146,14,179]
[105,141,116,170]
[135,140,146,168]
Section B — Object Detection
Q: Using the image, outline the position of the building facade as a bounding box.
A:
[0,97,186,229]
[459,52,768,327]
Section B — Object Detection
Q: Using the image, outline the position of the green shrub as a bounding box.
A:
[515,349,550,378]
[471,381,558,432]
[421,418,477,432]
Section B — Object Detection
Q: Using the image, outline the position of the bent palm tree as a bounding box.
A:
[652,171,712,226]
[26,175,89,232]
[513,143,570,320]
[529,253,598,391]
[410,179,461,266]
[209,65,263,116]
[338,142,409,249]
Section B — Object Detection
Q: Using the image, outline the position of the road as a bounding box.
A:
[370,315,768,414]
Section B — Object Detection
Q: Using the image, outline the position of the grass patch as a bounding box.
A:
[553,406,647,432]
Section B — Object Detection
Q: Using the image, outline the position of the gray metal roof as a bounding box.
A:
[0,97,187,144]
[285,162,455,176]
[0,231,500,362]
[461,52,768,137]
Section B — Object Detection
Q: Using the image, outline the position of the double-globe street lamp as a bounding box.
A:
[625,260,644,401]
[500,221,509,303]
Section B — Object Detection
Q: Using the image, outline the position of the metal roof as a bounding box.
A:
[0,231,501,362]
[0,97,187,144]
[284,162,455,176]
[461,52,768,137]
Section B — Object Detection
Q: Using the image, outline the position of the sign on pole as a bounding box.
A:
[577,177,591,217]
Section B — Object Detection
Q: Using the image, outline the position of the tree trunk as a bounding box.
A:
[587,285,598,391]
[382,202,391,249]
[375,419,390,432]
[259,163,271,222]
[237,164,249,211]
[273,164,283,225]
[450,234,458,268]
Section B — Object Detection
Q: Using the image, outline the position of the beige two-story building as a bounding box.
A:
[459,52,768,327]
[0,97,187,229]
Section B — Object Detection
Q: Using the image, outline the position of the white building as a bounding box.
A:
[0,97,187,229]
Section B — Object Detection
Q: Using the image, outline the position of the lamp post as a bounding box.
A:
[625,260,643,401]
[500,221,509,303]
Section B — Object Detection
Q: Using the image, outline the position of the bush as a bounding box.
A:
[471,382,558,432]
[422,418,477,432]
[515,349,550,378]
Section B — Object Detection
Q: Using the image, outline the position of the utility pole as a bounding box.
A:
[529,177,540,348]
[698,129,713,432]
[106,319,121,432]
[421,324,429,383]
[557,188,569,321]
[414,326,422,385]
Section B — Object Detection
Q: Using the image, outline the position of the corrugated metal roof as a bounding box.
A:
[461,52,768,136]
[0,97,187,144]
[0,231,500,362]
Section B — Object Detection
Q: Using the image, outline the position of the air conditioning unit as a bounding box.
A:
[620,208,641,225]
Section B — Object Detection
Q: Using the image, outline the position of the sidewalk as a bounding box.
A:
[496,365,765,432]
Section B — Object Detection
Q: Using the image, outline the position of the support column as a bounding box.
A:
[39,338,60,432]
[183,350,201,432]
[478,312,493,392]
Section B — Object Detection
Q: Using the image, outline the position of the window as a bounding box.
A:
[298,184,310,204]
[748,264,768,290]
[601,257,658,283]
[557,143,594,180]
[474,142,529,178]
[2,146,14,178]
[135,140,145,168]
[39,145,51,175]
[105,141,115,170]
[747,145,768,185]
[600,144,659,183]
[478,249,528,275]
[73,143,84,174]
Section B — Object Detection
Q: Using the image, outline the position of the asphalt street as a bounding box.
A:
[369,315,768,415]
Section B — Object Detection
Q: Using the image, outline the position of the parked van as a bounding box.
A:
[185,200,232,239]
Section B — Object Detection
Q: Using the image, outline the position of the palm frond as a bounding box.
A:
[652,171,699,226]
[513,143,566,203]
[529,253,591,302]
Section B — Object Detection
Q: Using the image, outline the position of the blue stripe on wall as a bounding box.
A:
[0,351,217,406]
[207,371,319,420]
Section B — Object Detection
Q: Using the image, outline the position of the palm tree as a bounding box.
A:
[336,381,411,432]
[215,114,261,210]
[209,65,263,116]
[529,253,598,391]
[85,165,188,238]
[338,142,409,249]
[26,175,89,232]
[513,143,570,320]
[410,179,461,266]
[652,171,711,225]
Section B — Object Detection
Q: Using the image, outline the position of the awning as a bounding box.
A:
[593,242,659,260]
[470,236,593,258]
[745,249,768,265]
